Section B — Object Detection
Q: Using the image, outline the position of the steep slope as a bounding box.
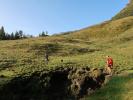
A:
[65,0,133,40]
[112,0,133,20]
[68,16,133,40]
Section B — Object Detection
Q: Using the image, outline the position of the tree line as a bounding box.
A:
[39,31,48,37]
[0,26,49,40]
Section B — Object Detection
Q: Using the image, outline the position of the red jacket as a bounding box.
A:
[107,57,113,66]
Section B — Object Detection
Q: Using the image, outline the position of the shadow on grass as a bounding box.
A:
[0,59,17,71]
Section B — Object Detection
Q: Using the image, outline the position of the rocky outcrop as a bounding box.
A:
[0,67,106,100]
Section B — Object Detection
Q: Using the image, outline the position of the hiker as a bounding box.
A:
[45,51,49,64]
[61,59,63,63]
[105,56,113,75]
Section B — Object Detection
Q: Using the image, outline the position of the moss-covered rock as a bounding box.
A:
[0,67,106,100]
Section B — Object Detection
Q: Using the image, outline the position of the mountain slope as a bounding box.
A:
[68,16,133,40]
[65,0,133,40]
[112,0,133,20]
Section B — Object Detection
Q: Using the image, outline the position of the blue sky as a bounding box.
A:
[0,0,128,36]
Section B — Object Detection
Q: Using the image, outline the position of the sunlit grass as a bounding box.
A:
[0,32,133,77]
[83,71,133,100]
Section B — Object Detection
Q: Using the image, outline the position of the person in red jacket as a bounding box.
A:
[106,56,113,75]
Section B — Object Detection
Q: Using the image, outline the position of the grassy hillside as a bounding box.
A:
[0,27,132,76]
[0,1,133,100]
[0,30,133,100]
[66,0,133,40]
[68,16,133,40]
[112,0,133,20]
[0,16,133,80]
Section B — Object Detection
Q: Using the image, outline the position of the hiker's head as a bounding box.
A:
[106,56,109,58]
